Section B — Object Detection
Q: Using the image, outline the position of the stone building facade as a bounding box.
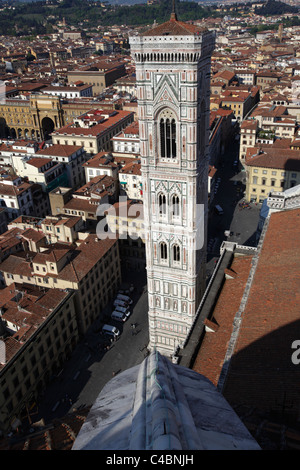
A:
[0,94,65,141]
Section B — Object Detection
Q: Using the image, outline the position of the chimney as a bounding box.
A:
[204,318,219,333]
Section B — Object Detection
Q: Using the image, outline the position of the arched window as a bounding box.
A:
[159,109,177,159]
[171,194,180,217]
[160,118,166,158]
[198,100,206,156]
[173,244,180,263]
[160,242,168,261]
[158,193,166,216]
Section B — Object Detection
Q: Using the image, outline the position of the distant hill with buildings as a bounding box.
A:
[254,0,299,15]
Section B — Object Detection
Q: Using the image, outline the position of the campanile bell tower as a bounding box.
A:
[130,8,215,356]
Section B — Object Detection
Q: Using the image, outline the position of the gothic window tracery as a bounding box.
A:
[158,193,166,216]
[159,109,177,159]
[160,242,168,261]
[198,100,206,156]
[172,244,180,263]
[171,194,180,218]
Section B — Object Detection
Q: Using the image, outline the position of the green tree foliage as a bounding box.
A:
[0,0,221,36]
[254,0,298,16]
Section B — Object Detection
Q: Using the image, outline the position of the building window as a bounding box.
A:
[171,194,180,218]
[159,109,176,159]
[158,193,166,216]
[173,244,180,263]
[160,242,167,261]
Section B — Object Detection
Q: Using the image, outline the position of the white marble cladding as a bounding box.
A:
[130,24,213,357]
[72,351,260,450]
[130,32,215,64]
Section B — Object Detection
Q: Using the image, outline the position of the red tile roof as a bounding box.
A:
[192,255,253,386]
[241,120,258,131]
[141,15,207,37]
[0,181,31,196]
[223,208,300,416]
[119,160,141,176]
[0,406,91,450]
[27,157,54,169]
[37,144,83,157]
[245,146,300,171]
[0,284,71,369]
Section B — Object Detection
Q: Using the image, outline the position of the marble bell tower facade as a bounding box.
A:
[130,12,215,356]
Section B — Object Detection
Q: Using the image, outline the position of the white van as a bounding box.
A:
[102,324,120,338]
[111,310,127,322]
[115,305,130,317]
[116,294,133,305]
[114,299,128,308]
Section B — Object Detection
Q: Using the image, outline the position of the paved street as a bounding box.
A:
[32,269,149,425]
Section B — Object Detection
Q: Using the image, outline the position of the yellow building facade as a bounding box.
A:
[0,94,65,141]
[0,286,78,433]
[245,148,300,202]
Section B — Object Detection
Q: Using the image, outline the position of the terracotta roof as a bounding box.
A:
[74,174,115,198]
[191,207,300,442]
[54,234,117,283]
[33,247,70,265]
[105,200,143,219]
[82,152,118,169]
[27,157,54,169]
[241,120,258,131]
[245,146,300,171]
[208,165,217,178]
[21,228,46,243]
[0,284,71,369]
[213,69,236,81]
[0,181,31,196]
[43,216,81,229]
[0,407,91,450]
[0,254,33,277]
[119,160,141,176]
[0,234,117,285]
[0,228,23,255]
[52,110,133,137]
[192,255,253,386]
[142,15,207,37]
[223,208,300,415]
[64,198,98,214]
[37,144,83,157]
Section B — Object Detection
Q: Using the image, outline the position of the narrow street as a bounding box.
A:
[206,140,261,278]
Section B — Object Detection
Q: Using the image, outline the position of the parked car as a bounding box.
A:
[115,305,130,315]
[116,294,133,305]
[113,299,128,308]
[111,311,127,322]
[102,324,120,338]
[214,205,224,215]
